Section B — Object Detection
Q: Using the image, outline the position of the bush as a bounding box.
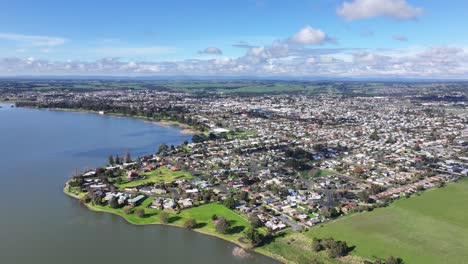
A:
[245,227,264,247]
[123,206,132,214]
[215,217,230,234]
[312,238,324,252]
[80,195,91,204]
[184,218,197,229]
[160,211,169,224]
[135,209,145,218]
[385,256,404,264]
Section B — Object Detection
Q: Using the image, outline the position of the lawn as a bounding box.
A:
[313,169,338,177]
[115,167,194,189]
[305,178,468,264]
[227,130,257,139]
[65,185,253,246]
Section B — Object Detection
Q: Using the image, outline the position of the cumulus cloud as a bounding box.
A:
[392,35,408,41]
[337,0,423,21]
[198,47,223,55]
[0,33,67,46]
[290,26,328,45]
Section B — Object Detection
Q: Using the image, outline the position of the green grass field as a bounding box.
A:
[306,178,468,264]
[115,167,194,188]
[86,199,251,245]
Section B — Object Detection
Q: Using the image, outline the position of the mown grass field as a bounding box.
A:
[115,167,194,188]
[306,178,468,264]
[64,186,253,246]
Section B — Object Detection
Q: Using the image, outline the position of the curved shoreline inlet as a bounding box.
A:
[0,104,278,264]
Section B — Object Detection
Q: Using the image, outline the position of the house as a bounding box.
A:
[126,170,139,181]
[143,165,156,172]
[179,198,193,208]
[170,166,181,171]
[128,195,145,206]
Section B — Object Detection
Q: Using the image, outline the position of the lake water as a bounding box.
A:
[0,103,278,264]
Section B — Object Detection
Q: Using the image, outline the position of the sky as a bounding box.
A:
[0,0,467,78]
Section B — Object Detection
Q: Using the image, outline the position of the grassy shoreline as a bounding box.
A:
[63,184,285,263]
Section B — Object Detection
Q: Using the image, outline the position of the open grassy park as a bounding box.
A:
[262,178,468,264]
[115,167,194,189]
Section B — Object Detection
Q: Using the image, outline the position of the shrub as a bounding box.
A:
[184,218,197,229]
[135,209,145,218]
[160,212,169,224]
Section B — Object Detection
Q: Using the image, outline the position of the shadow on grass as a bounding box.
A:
[169,216,182,223]
[144,212,158,218]
[261,231,287,246]
[228,225,245,234]
[194,222,207,229]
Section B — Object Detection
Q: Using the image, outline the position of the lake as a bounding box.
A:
[0,103,278,264]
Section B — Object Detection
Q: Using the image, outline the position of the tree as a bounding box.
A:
[312,238,324,252]
[135,208,145,218]
[326,240,349,258]
[160,211,169,224]
[123,151,132,163]
[353,166,364,176]
[369,130,380,141]
[158,143,169,154]
[223,197,236,209]
[93,195,104,206]
[184,218,197,229]
[385,256,403,264]
[115,155,121,165]
[215,217,230,234]
[249,214,263,228]
[235,191,249,202]
[211,214,218,221]
[123,206,132,214]
[108,155,115,165]
[109,196,119,209]
[245,227,264,247]
[357,191,370,203]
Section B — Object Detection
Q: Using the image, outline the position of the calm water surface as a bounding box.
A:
[0,103,278,264]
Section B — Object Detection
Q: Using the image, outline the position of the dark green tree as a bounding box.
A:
[109,196,119,209]
[385,256,403,264]
[312,238,324,252]
[123,151,132,163]
[245,227,264,247]
[248,214,263,228]
[223,197,236,209]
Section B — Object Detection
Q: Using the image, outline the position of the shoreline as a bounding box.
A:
[63,185,285,263]
[22,106,202,134]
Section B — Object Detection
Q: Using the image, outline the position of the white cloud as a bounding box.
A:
[392,35,408,41]
[290,26,327,45]
[0,33,67,46]
[198,47,223,55]
[1,47,467,78]
[337,0,423,21]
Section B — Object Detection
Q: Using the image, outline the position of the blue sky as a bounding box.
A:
[0,0,467,77]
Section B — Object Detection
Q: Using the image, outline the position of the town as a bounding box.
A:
[6,82,468,263]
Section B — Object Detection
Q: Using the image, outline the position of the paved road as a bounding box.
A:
[278,215,303,231]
